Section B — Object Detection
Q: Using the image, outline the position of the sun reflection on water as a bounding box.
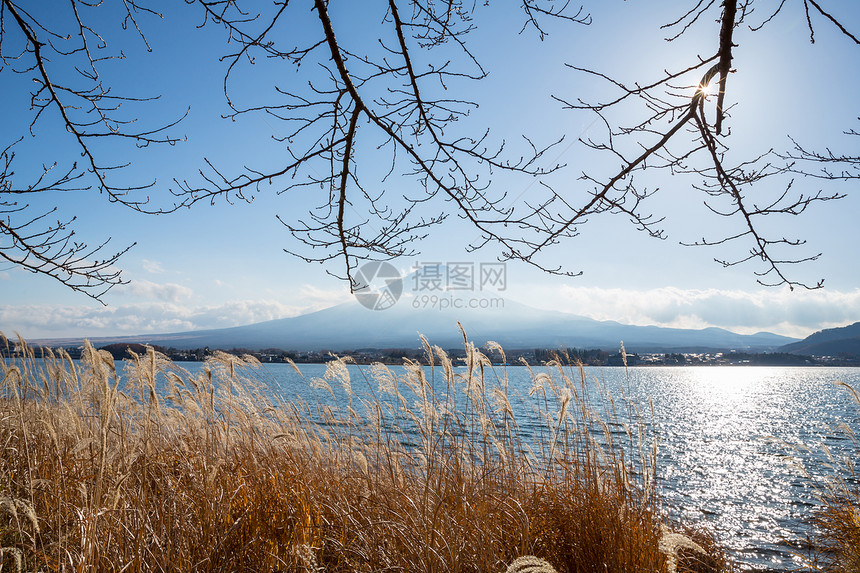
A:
[632,366,858,571]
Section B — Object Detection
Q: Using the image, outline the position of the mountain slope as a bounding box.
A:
[34,297,798,352]
[780,322,860,357]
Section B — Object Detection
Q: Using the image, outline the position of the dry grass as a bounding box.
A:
[0,333,728,572]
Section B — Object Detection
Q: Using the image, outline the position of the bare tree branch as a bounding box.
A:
[0,0,187,301]
[176,0,588,288]
[3,0,856,299]
[533,0,854,289]
[778,125,860,181]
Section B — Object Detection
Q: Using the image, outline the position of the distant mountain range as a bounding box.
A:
[779,322,860,357]
[34,297,800,353]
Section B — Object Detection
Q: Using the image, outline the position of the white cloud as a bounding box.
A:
[0,302,270,339]
[120,280,193,303]
[292,284,353,307]
[141,259,165,274]
[529,285,860,338]
[0,285,352,339]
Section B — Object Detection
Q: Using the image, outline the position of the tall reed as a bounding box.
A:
[808,382,860,572]
[0,333,726,572]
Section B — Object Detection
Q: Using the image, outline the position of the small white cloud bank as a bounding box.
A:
[119,279,194,303]
[141,259,165,274]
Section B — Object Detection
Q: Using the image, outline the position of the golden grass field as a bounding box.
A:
[0,332,854,572]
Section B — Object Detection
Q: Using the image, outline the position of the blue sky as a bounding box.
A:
[1,1,858,341]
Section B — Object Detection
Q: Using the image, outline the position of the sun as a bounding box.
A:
[696,80,719,98]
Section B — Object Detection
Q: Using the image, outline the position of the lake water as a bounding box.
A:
[217,362,859,572]
[10,357,860,571]
[623,366,859,571]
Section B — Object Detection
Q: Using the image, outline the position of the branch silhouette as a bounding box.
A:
[2,0,856,298]
[0,0,186,301]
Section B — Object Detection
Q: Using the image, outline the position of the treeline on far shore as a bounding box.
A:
[3,341,858,366]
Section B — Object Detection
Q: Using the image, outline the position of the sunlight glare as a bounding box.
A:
[696,80,718,98]
[691,366,776,399]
